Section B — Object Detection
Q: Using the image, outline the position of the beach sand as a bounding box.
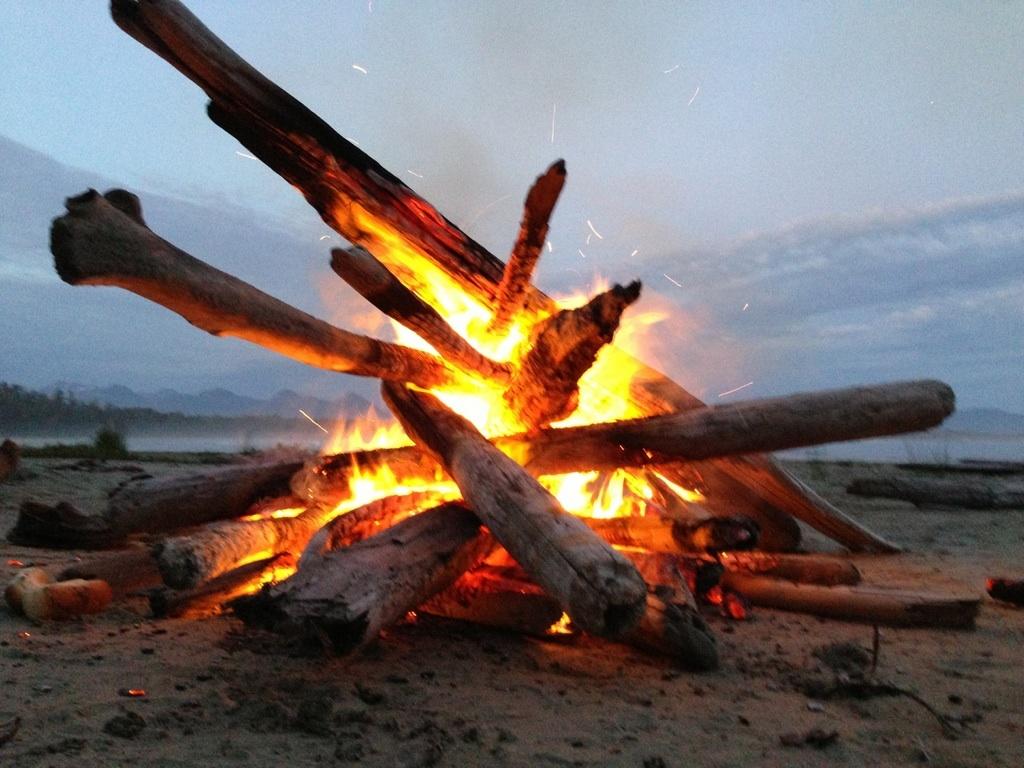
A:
[1,457,1021,767]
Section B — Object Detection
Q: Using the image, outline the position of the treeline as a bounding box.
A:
[0,383,303,435]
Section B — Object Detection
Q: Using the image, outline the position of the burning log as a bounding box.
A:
[721,574,980,628]
[488,160,567,336]
[233,503,491,652]
[504,281,642,430]
[155,490,446,589]
[846,476,1024,510]
[51,190,458,390]
[331,247,511,383]
[9,461,303,548]
[5,567,113,621]
[150,553,294,618]
[382,382,648,637]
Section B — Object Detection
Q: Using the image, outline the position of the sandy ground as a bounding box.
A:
[1,457,1022,767]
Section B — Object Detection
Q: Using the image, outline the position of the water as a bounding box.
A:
[780,433,1024,464]
[10,431,1023,464]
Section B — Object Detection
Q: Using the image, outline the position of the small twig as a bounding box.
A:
[870,625,881,673]
[826,677,967,740]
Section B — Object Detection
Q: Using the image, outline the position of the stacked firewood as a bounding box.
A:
[4,0,981,669]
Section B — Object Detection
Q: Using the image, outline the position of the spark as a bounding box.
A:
[407,169,424,179]
[352,64,368,75]
[464,193,513,229]
[586,233,592,245]
[298,409,329,433]
[630,249,639,258]
[235,150,258,161]
[585,219,604,239]
[319,235,332,241]
[742,303,749,311]
[577,249,588,259]
[718,381,754,398]
[663,64,680,74]
[663,273,683,288]
[546,240,553,253]
[550,103,556,144]
[687,85,701,107]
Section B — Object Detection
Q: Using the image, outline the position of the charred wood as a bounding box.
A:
[155,490,446,589]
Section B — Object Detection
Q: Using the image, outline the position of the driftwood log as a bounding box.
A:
[722,573,980,628]
[234,503,491,652]
[488,160,566,336]
[106,0,901,555]
[424,565,719,671]
[331,246,510,383]
[383,382,648,637]
[504,281,642,430]
[51,190,458,389]
[846,476,1024,510]
[295,380,954,503]
[8,461,303,548]
[155,490,446,589]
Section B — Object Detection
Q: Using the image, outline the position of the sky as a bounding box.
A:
[1,1,1021,411]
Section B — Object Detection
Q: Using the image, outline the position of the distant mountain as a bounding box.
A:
[43,382,370,420]
[940,408,1024,435]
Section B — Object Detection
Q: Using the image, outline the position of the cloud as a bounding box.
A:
[638,191,1024,409]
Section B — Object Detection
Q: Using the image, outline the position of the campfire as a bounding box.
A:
[6,0,980,670]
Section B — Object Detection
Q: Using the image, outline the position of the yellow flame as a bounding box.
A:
[321,202,702,521]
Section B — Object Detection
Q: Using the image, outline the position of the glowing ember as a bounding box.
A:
[546,612,574,635]
[119,688,147,698]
